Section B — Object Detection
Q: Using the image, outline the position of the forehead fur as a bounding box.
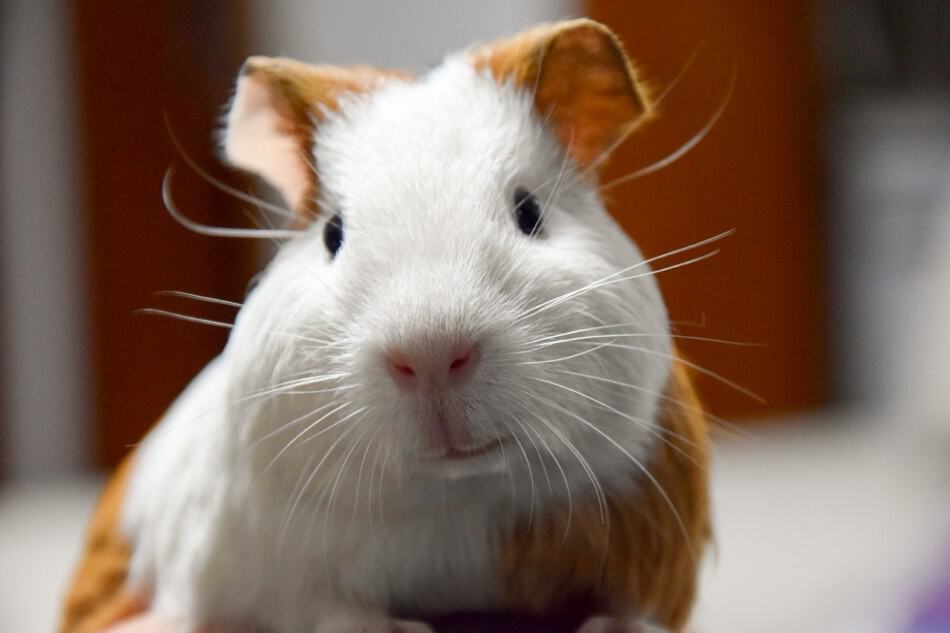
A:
[312,58,567,226]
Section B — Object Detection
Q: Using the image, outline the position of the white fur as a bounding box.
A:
[124,58,672,633]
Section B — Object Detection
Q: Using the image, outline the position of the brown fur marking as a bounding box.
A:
[60,453,144,633]
[501,361,711,631]
[471,19,653,169]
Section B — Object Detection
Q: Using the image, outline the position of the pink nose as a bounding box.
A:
[386,343,479,390]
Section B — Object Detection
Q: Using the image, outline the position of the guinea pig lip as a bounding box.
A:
[422,438,504,462]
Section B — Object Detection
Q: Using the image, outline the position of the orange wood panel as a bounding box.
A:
[588,1,827,419]
[73,1,256,468]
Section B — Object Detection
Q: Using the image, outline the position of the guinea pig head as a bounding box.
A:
[219,19,672,510]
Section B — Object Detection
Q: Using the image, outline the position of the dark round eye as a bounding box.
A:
[323,213,344,258]
[514,188,543,236]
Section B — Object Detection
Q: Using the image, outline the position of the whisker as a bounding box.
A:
[322,415,375,555]
[165,112,294,219]
[242,374,351,402]
[519,401,607,526]
[528,331,763,351]
[510,415,553,497]
[163,168,301,239]
[297,404,370,448]
[508,420,537,528]
[599,65,737,192]
[521,417,574,541]
[276,450,320,557]
[377,430,394,534]
[136,307,234,330]
[155,290,243,308]
[551,368,728,429]
[351,422,384,529]
[576,341,764,403]
[575,42,705,179]
[137,306,334,346]
[528,376,703,467]
[515,229,734,323]
[258,402,354,474]
[366,426,387,545]
[518,340,618,366]
[527,391,695,559]
[486,417,516,502]
[653,41,706,107]
[519,248,720,323]
[280,412,364,543]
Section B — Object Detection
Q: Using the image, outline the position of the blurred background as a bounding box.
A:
[1,1,949,632]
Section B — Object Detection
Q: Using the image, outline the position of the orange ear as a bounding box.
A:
[222,56,407,219]
[471,19,652,170]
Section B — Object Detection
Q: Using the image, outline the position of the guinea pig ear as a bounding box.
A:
[221,56,404,219]
[471,18,652,170]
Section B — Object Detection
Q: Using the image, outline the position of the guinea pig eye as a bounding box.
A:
[323,213,344,258]
[514,188,543,237]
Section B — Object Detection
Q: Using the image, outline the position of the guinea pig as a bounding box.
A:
[61,18,711,633]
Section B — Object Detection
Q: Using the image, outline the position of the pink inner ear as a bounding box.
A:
[223,73,311,211]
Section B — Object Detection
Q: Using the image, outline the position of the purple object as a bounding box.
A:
[907,547,950,633]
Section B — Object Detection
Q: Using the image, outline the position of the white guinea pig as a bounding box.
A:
[62,18,711,633]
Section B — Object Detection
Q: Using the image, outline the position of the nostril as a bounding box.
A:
[449,349,472,372]
[448,344,479,376]
[393,361,416,377]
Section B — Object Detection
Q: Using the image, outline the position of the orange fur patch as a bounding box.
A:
[470,19,653,170]
[501,360,711,631]
[60,454,144,633]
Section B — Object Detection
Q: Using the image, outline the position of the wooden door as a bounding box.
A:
[73,1,257,468]
[588,1,827,419]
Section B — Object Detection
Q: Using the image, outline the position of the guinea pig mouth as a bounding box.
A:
[424,438,503,462]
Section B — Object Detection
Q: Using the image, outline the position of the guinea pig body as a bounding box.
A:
[62,19,710,633]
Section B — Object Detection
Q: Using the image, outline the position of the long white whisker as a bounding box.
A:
[322,415,375,555]
[510,415,552,497]
[527,391,694,559]
[137,307,335,346]
[254,401,341,446]
[351,422,384,529]
[258,402,354,474]
[163,168,301,239]
[508,420,537,528]
[528,331,761,351]
[136,308,234,330]
[527,376,702,468]
[552,368,702,420]
[583,341,762,402]
[165,114,294,219]
[280,412,364,543]
[155,290,243,308]
[576,41,707,178]
[515,229,733,323]
[600,65,737,192]
[653,41,707,107]
[518,340,618,366]
[518,248,721,324]
[242,377,353,404]
[522,417,573,541]
[520,402,607,526]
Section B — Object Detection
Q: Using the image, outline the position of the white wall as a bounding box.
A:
[828,94,950,408]
[1,2,89,477]
[247,0,579,69]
